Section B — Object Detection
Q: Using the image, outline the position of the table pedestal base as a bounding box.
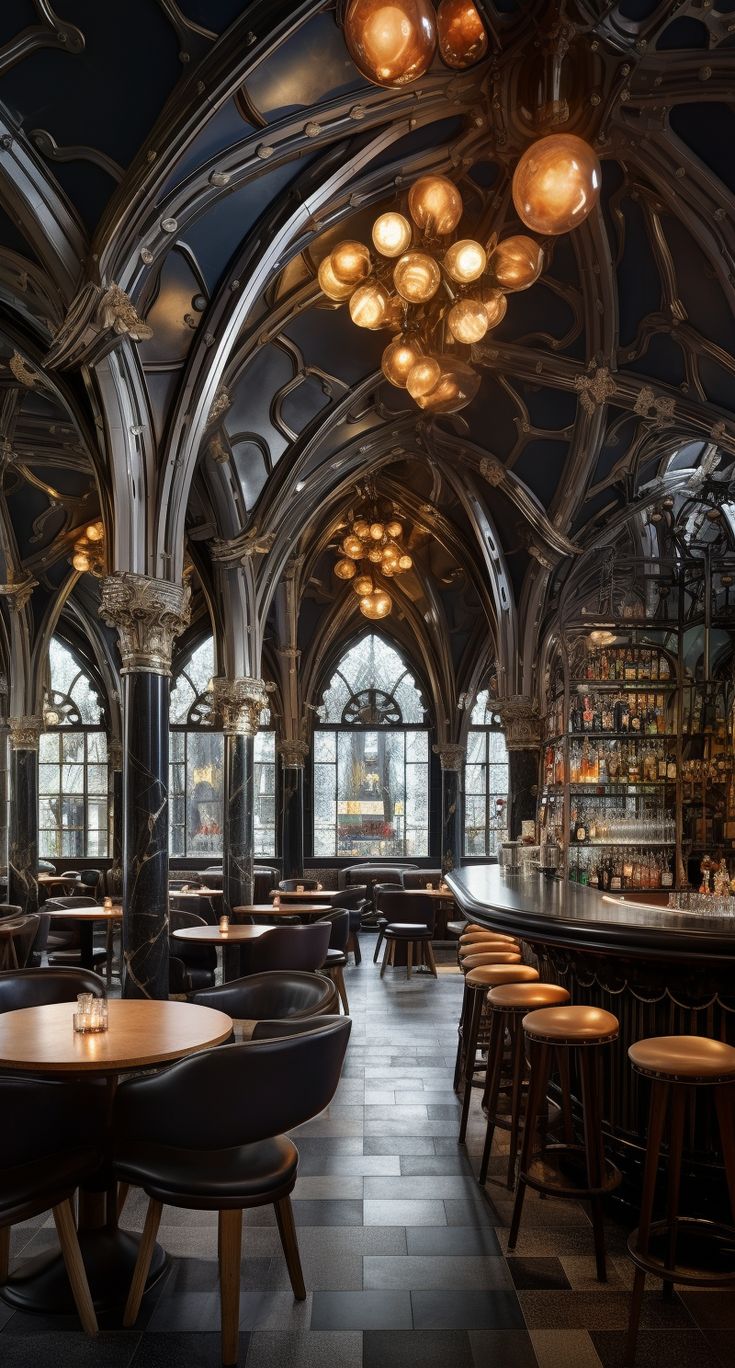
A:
[1,1228,168,1316]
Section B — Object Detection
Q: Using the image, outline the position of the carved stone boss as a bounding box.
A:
[433,743,466,771]
[99,574,191,675]
[494,696,541,751]
[212,677,271,736]
[278,739,309,769]
[8,715,43,750]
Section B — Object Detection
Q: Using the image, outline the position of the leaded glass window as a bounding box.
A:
[39,639,108,858]
[464,690,509,857]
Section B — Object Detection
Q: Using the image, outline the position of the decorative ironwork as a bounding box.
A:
[342,688,402,727]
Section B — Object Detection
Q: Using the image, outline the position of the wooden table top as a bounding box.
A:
[38,873,79,885]
[269,889,336,899]
[239,903,330,918]
[169,887,223,898]
[172,923,277,943]
[45,904,123,921]
[0,999,233,1073]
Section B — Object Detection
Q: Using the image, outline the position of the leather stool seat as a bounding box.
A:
[385,923,431,939]
[447,921,466,939]
[629,1035,735,1083]
[466,964,539,988]
[460,951,522,970]
[460,930,518,945]
[116,1136,298,1210]
[488,983,570,1011]
[523,1005,619,1045]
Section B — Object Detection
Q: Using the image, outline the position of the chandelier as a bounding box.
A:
[71,520,105,576]
[333,509,413,619]
[342,1,488,87]
[319,136,600,415]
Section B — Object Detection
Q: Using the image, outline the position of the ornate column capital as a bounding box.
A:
[8,715,43,750]
[494,696,541,751]
[99,573,191,675]
[212,676,272,736]
[278,739,309,768]
[433,743,466,772]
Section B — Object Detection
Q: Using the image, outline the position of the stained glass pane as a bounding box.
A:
[319,634,424,724]
[463,706,509,856]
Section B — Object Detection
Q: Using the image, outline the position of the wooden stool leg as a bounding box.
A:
[454,982,469,1091]
[52,1199,98,1337]
[508,1041,551,1251]
[556,1046,575,1144]
[219,1209,243,1368]
[459,988,483,1144]
[714,1083,735,1223]
[0,1224,10,1282]
[373,928,385,964]
[507,1015,526,1191]
[406,940,413,980]
[274,1195,306,1300]
[335,966,349,1014]
[123,1197,163,1326]
[424,940,438,979]
[479,1009,506,1185]
[624,1079,669,1367]
[663,1085,686,1297]
[578,1048,608,1282]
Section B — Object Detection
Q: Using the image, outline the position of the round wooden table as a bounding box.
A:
[173,920,278,981]
[169,887,223,901]
[269,888,338,900]
[38,872,80,894]
[0,998,232,1315]
[45,904,122,976]
[237,902,331,920]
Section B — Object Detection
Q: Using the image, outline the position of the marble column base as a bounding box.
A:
[441,767,462,876]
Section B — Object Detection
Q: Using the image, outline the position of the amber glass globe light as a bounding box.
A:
[369,522,385,541]
[360,588,392,620]
[341,533,364,558]
[437,0,488,69]
[354,575,374,597]
[353,519,371,540]
[368,547,384,563]
[86,522,104,542]
[412,353,481,414]
[406,355,442,400]
[318,254,355,301]
[381,560,397,577]
[444,238,487,283]
[490,235,544,291]
[393,251,441,303]
[477,285,507,329]
[334,558,357,580]
[448,298,488,343]
[343,0,437,88]
[398,553,413,571]
[408,174,463,236]
[512,134,601,236]
[386,519,403,538]
[382,335,424,388]
[72,551,91,572]
[349,279,391,328]
[331,239,372,284]
[373,211,413,258]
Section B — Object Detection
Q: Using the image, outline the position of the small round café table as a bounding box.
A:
[172,920,278,982]
[0,998,232,1315]
[239,902,331,921]
[45,903,123,978]
[269,889,340,905]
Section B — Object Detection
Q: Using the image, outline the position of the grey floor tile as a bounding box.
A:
[469,1329,540,1367]
[400,1153,474,1177]
[411,1288,525,1330]
[364,1254,513,1290]
[364,1328,473,1368]
[243,1330,362,1368]
[366,1175,482,1200]
[364,1198,446,1226]
[310,1289,412,1330]
[363,1136,435,1156]
[406,1225,502,1256]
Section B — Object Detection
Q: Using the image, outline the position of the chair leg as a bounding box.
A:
[663,1085,686,1296]
[624,1079,669,1366]
[379,938,391,978]
[335,965,349,1014]
[507,1015,526,1191]
[373,928,385,964]
[479,1009,506,1185]
[0,1224,9,1282]
[123,1197,163,1327]
[578,1048,608,1282]
[459,988,483,1144]
[219,1209,243,1368]
[52,1199,98,1337]
[274,1195,306,1300]
[349,931,362,965]
[508,1041,551,1251]
[424,940,438,978]
[406,940,413,980]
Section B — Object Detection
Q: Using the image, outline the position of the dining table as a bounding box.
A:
[45,903,123,980]
[38,872,80,894]
[269,888,341,904]
[0,997,232,1315]
[241,902,331,920]
[172,920,278,981]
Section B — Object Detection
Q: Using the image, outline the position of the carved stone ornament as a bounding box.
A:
[0,574,37,611]
[99,574,191,675]
[494,696,542,752]
[206,384,232,427]
[278,738,309,768]
[574,366,617,416]
[108,740,123,771]
[212,676,272,736]
[97,284,153,342]
[9,352,38,387]
[210,527,276,564]
[8,715,43,750]
[633,387,675,428]
[432,743,466,771]
[480,457,505,487]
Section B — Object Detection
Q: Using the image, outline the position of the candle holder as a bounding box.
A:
[274,894,281,908]
[219,915,230,934]
[296,884,305,893]
[103,895,113,911]
[73,993,109,1034]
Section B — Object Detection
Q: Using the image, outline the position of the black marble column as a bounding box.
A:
[280,764,304,880]
[121,671,170,999]
[109,744,123,898]
[223,731,254,915]
[8,725,39,915]
[508,747,539,840]
[435,745,465,876]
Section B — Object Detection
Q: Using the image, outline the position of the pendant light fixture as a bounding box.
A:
[332,504,415,618]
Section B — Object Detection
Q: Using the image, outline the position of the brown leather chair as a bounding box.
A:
[239,923,331,976]
[115,1017,351,1367]
[0,967,105,1013]
[317,909,350,1013]
[188,969,338,1027]
[278,877,320,892]
[401,870,443,890]
[0,915,40,971]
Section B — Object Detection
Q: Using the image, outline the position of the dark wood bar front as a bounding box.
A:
[447,864,735,1208]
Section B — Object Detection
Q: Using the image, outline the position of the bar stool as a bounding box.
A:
[458,963,540,1143]
[508,1005,621,1279]
[480,982,571,1189]
[453,941,521,1088]
[624,1035,735,1367]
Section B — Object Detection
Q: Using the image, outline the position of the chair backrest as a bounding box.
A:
[38,860,55,875]
[278,877,320,892]
[317,908,349,952]
[0,1076,105,1171]
[78,870,101,890]
[0,966,105,1013]
[114,1017,351,1151]
[246,923,332,974]
[189,969,337,1020]
[0,904,22,921]
[169,908,217,970]
[60,870,80,878]
[0,916,40,968]
[46,895,97,909]
[376,889,435,931]
[29,911,50,960]
[330,885,368,910]
[252,867,279,902]
[401,870,442,891]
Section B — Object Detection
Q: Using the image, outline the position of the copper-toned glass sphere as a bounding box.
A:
[352,518,371,540]
[406,355,442,400]
[408,174,463,236]
[477,285,508,329]
[411,353,481,414]
[382,335,424,388]
[444,238,487,283]
[437,0,488,69]
[386,519,403,538]
[343,0,437,89]
[489,235,544,291]
[512,134,601,236]
[349,278,391,328]
[354,574,374,597]
[369,522,385,541]
[398,553,413,570]
[368,547,384,563]
[447,297,488,343]
[360,588,392,619]
[334,557,357,580]
[393,250,441,303]
[86,522,104,541]
[318,254,355,301]
[373,211,413,258]
[341,533,364,559]
[72,551,91,573]
[381,560,397,576]
[331,239,372,284]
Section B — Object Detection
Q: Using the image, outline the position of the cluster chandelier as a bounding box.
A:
[71,520,105,576]
[343,0,488,87]
[333,511,413,619]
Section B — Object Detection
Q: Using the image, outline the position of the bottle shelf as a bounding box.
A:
[569,680,677,690]
[569,841,675,848]
[566,732,679,741]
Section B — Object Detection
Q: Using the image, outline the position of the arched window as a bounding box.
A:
[314,633,429,858]
[39,638,109,858]
[464,690,509,857]
[169,637,276,858]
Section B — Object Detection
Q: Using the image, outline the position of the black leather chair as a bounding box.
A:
[27,905,52,967]
[402,869,443,890]
[372,883,403,964]
[338,865,417,919]
[169,909,216,991]
[330,886,368,964]
[45,896,107,969]
[79,869,102,896]
[0,904,22,920]
[0,915,40,971]
[0,1075,101,1335]
[278,877,320,893]
[317,910,350,1014]
[38,860,56,875]
[189,969,338,1029]
[0,966,105,1013]
[377,891,437,980]
[239,923,331,977]
[253,867,280,903]
[116,1017,351,1367]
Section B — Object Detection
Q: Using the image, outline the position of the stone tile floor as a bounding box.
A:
[2,942,733,1367]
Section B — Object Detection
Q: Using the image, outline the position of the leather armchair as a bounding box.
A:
[169,909,216,990]
[238,923,331,977]
[189,969,338,1023]
[317,910,350,1014]
[0,967,105,1013]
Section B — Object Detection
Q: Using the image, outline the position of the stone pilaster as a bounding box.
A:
[433,744,466,875]
[278,739,308,880]
[212,677,272,917]
[8,714,42,916]
[494,697,541,840]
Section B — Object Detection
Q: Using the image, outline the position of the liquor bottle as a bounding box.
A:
[588,858,599,888]
[601,651,610,680]
[610,854,622,891]
[618,696,630,732]
[630,696,642,733]
[601,697,615,731]
[575,806,587,843]
[659,654,670,681]
[661,856,673,889]
[598,744,607,784]
[624,648,637,682]
[570,696,580,733]
[608,742,620,781]
[582,695,594,731]
[666,752,677,781]
[657,744,667,780]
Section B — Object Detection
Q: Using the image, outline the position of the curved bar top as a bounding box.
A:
[446,865,735,965]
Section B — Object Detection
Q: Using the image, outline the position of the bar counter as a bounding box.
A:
[447,865,735,1204]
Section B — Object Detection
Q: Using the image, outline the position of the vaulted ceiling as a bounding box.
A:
[0,0,733,729]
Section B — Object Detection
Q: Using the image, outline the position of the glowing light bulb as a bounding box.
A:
[444,238,486,283]
[512,134,601,235]
[381,335,424,388]
[360,588,392,619]
[410,353,480,414]
[349,278,391,328]
[353,575,374,597]
[343,0,437,88]
[368,548,384,563]
[489,235,544,291]
[381,560,397,576]
[334,558,357,580]
[398,553,413,571]
[447,298,488,343]
[437,0,488,68]
[393,251,441,303]
[353,519,371,540]
[331,239,372,284]
[372,211,413,257]
[318,254,355,301]
[406,356,442,400]
[85,522,104,541]
[386,519,403,538]
[408,174,463,235]
[72,552,91,572]
[370,522,385,541]
[477,285,507,328]
[341,534,364,558]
